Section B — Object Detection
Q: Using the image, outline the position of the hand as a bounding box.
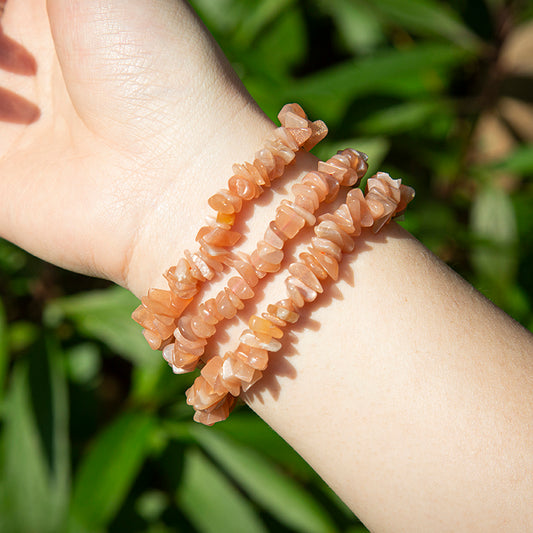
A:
[0,0,274,296]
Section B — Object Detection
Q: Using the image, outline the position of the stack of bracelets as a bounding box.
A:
[132,103,415,426]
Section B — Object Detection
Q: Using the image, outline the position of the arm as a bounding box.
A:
[1,1,532,531]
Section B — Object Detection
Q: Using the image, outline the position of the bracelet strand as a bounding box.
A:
[132,104,327,350]
[163,148,369,374]
[186,172,415,425]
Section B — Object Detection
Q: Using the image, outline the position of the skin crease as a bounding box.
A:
[0,1,532,531]
[0,0,40,123]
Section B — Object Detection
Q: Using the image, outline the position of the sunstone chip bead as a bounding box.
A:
[267,300,299,324]
[240,329,282,352]
[288,262,323,293]
[235,344,270,370]
[193,395,237,426]
[299,251,328,280]
[249,314,284,339]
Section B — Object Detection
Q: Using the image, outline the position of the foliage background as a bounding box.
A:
[1,0,532,531]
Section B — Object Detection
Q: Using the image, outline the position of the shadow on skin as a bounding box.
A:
[0,0,40,124]
[243,222,409,404]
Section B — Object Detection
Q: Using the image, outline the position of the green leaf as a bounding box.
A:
[0,298,8,407]
[488,146,533,175]
[356,99,450,135]
[192,426,335,533]
[0,365,52,533]
[317,0,385,54]
[368,0,481,50]
[45,286,156,367]
[30,337,71,531]
[232,0,295,48]
[178,448,267,533]
[219,413,317,480]
[290,44,470,124]
[69,411,155,531]
[471,185,518,282]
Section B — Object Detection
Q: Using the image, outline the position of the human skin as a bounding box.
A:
[1,1,532,531]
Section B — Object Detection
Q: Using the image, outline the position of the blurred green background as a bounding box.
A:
[1,0,533,531]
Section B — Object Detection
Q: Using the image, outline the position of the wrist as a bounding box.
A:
[123,107,320,299]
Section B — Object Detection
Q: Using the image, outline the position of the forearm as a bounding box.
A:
[246,223,533,531]
[129,119,533,530]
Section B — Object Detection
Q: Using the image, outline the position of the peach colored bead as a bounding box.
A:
[143,329,163,350]
[140,289,185,317]
[235,344,269,371]
[173,347,200,369]
[252,158,269,183]
[314,221,354,253]
[286,276,318,307]
[249,315,284,339]
[197,241,231,263]
[227,276,254,300]
[216,211,236,226]
[254,148,276,177]
[273,126,299,151]
[215,290,237,319]
[265,139,295,165]
[241,369,263,392]
[323,172,341,203]
[224,287,244,311]
[261,312,287,327]
[257,240,284,265]
[319,204,355,234]
[228,173,258,200]
[309,248,339,280]
[220,355,246,396]
[190,315,216,339]
[292,183,320,211]
[250,250,280,274]
[347,188,374,228]
[301,171,329,202]
[199,226,241,248]
[267,301,299,323]
[186,378,224,411]
[264,221,286,249]
[204,297,224,322]
[230,255,259,288]
[246,161,270,187]
[311,236,343,262]
[278,103,307,123]
[200,356,224,389]
[229,353,256,383]
[288,262,323,293]
[286,127,312,146]
[183,250,209,281]
[193,396,236,426]
[239,329,282,352]
[208,191,235,215]
[294,193,317,214]
[176,316,205,345]
[397,184,416,213]
[197,247,225,273]
[281,199,316,226]
[280,111,308,129]
[275,205,305,239]
[299,251,328,280]
[303,120,328,151]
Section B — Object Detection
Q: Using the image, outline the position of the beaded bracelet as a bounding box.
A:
[163,148,369,375]
[132,103,327,351]
[185,172,415,425]
[131,103,415,426]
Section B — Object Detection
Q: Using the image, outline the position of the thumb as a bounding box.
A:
[46,0,244,146]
